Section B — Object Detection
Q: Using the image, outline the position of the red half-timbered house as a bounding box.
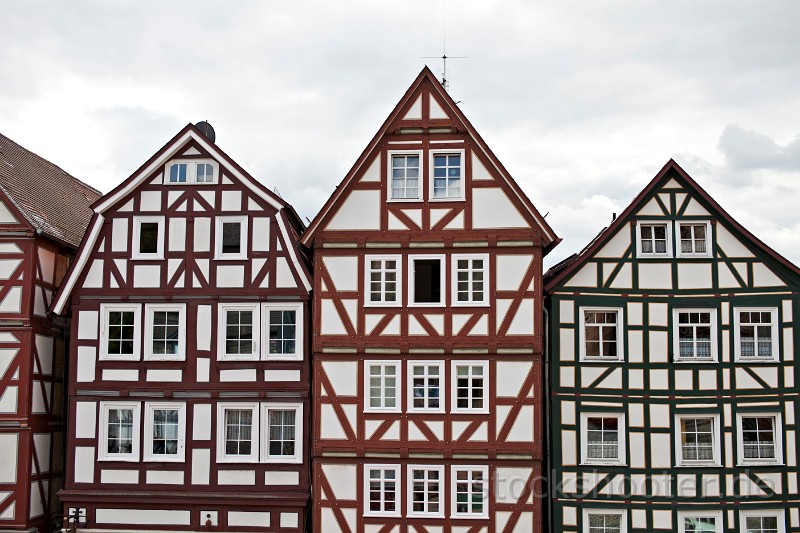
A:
[0,132,100,532]
[302,68,560,533]
[51,123,312,532]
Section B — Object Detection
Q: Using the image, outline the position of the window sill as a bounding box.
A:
[578,358,625,364]
[98,456,140,463]
[580,461,627,467]
[734,358,781,364]
[214,256,249,261]
[387,197,423,203]
[450,513,489,520]
[737,461,783,467]
[363,302,403,308]
[144,355,187,362]
[672,358,719,364]
[674,463,721,468]
[452,409,490,415]
[429,197,466,203]
[131,255,165,261]
[263,354,303,362]
[99,355,141,362]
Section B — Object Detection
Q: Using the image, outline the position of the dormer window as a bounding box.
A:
[165,160,219,185]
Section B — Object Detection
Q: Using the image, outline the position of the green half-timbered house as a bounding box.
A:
[544,159,800,533]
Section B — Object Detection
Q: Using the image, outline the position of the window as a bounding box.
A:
[144,403,186,462]
[144,304,186,360]
[739,511,785,533]
[263,403,302,463]
[737,414,782,465]
[364,465,401,517]
[678,222,711,257]
[99,402,141,461]
[365,256,401,306]
[165,160,219,185]
[215,216,248,259]
[217,403,259,463]
[263,302,303,360]
[431,150,464,200]
[132,216,164,259]
[407,465,444,517]
[583,510,626,533]
[637,222,671,257]
[452,255,488,305]
[99,303,141,361]
[365,361,401,412]
[581,413,626,465]
[734,308,779,361]
[580,308,624,361]
[451,466,488,519]
[673,309,717,361]
[452,361,488,413]
[218,304,259,360]
[676,415,720,466]
[410,255,444,306]
[408,362,444,412]
[389,152,421,200]
[678,511,722,533]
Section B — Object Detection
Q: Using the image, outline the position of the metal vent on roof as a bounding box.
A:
[195,121,216,143]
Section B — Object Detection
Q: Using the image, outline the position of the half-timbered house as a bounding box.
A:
[51,123,312,532]
[545,159,800,533]
[0,132,100,532]
[301,67,559,533]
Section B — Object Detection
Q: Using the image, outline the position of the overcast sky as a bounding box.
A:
[3,1,799,268]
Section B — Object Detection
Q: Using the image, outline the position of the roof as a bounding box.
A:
[0,132,101,247]
[300,66,560,251]
[544,158,800,290]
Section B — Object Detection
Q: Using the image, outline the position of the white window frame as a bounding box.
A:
[675,414,721,467]
[144,402,186,462]
[582,509,628,533]
[217,303,260,361]
[677,511,723,533]
[262,302,303,361]
[99,303,142,361]
[364,361,402,413]
[672,308,718,363]
[387,150,422,202]
[132,216,165,260]
[580,412,626,466]
[164,159,219,185]
[98,401,141,462]
[408,254,446,307]
[262,402,303,464]
[144,303,187,361]
[216,402,259,463]
[450,465,489,519]
[636,221,672,258]
[736,413,783,466]
[451,254,489,307]
[451,361,489,414]
[407,464,445,518]
[215,216,248,260]
[429,148,466,201]
[407,360,445,413]
[676,221,712,258]
[738,510,786,533]
[734,307,780,362]
[579,307,625,362]
[363,464,402,517]
[364,255,403,307]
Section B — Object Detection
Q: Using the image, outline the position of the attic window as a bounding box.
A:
[636,222,671,258]
[165,160,219,185]
[430,150,465,201]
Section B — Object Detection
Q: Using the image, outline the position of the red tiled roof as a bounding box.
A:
[0,132,101,247]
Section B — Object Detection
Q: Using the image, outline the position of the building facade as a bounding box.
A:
[51,124,312,532]
[545,160,800,533]
[302,68,559,533]
[0,132,100,532]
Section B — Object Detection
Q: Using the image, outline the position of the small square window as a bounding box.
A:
[580,308,624,361]
[673,309,718,362]
[144,304,186,360]
[365,256,402,306]
[262,302,303,360]
[739,511,785,533]
[583,510,627,533]
[364,464,401,517]
[389,153,421,200]
[365,361,401,413]
[734,308,779,362]
[218,304,259,360]
[132,217,164,259]
[407,465,444,518]
[262,403,302,463]
[737,413,782,465]
[431,151,464,200]
[410,255,444,306]
[678,511,722,533]
[100,303,141,361]
[408,361,444,412]
[677,222,711,257]
[196,163,215,183]
[451,466,488,518]
[637,222,671,257]
[98,401,141,461]
[168,163,187,183]
[675,415,720,466]
[451,361,488,413]
[215,217,248,259]
[581,413,626,465]
[452,255,489,306]
[144,403,186,462]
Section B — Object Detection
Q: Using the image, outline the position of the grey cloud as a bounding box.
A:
[719,124,800,173]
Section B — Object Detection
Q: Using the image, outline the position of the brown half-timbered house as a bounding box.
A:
[301,68,560,533]
[51,123,312,532]
[0,132,100,532]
